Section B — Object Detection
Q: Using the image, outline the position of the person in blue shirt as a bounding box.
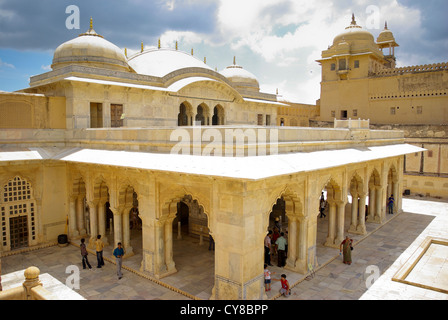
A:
[113,242,125,279]
[388,194,395,214]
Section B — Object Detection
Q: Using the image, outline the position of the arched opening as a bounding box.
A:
[178,102,191,126]
[1,176,37,252]
[164,194,214,297]
[266,197,287,267]
[320,179,344,249]
[348,173,367,235]
[69,177,87,238]
[111,184,140,257]
[263,189,306,277]
[195,104,206,125]
[387,165,399,215]
[367,169,381,223]
[212,105,225,125]
[89,179,110,246]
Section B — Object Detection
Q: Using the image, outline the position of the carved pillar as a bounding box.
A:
[335,200,346,246]
[98,201,108,245]
[356,193,367,234]
[286,216,298,269]
[87,201,98,248]
[112,207,123,247]
[164,217,176,274]
[154,219,167,277]
[76,196,86,236]
[296,217,308,274]
[348,192,358,233]
[375,186,384,223]
[392,180,399,214]
[68,196,79,238]
[367,187,376,222]
[325,200,336,247]
[122,206,134,257]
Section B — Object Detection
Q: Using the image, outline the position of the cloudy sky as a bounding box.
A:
[0,0,447,104]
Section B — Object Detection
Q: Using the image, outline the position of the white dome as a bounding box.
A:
[220,63,259,92]
[128,48,214,78]
[52,24,129,72]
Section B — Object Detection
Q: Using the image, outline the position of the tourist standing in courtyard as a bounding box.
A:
[80,238,92,270]
[276,232,287,268]
[95,235,105,268]
[113,242,125,279]
[340,236,353,265]
[388,194,395,214]
[319,193,327,218]
[264,264,275,292]
[264,231,273,266]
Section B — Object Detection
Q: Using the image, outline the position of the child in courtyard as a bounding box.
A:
[264,264,275,292]
[273,273,291,297]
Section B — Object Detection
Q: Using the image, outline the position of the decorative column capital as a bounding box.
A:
[86,200,99,208]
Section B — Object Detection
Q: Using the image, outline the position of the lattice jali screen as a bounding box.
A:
[1,176,36,251]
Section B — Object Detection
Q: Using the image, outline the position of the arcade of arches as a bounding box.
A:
[178,102,225,126]
[0,156,404,300]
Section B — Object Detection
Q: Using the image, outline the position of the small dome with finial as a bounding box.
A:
[220,57,259,92]
[332,13,375,45]
[52,17,130,72]
[377,22,398,46]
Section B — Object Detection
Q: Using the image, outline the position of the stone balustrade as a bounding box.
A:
[0,266,57,300]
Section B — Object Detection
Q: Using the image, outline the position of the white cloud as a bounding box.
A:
[160,30,204,48]
[41,64,51,71]
[0,58,15,69]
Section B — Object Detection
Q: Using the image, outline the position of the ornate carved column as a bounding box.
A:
[392,179,399,214]
[296,216,308,274]
[153,219,167,277]
[97,201,108,245]
[111,207,123,247]
[367,187,376,222]
[164,217,177,275]
[76,196,86,236]
[335,200,346,246]
[356,193,367,234]
[68,196,79,238]
[122,206,134,257]
[87,201,98,248]
[375,186,384,223]
[286,216,298,269]
[348,192,358,233]
[325,200,336,247]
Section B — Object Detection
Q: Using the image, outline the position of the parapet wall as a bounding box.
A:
[370,62,448,77]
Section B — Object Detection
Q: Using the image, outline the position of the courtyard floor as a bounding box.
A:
[1,196,447,300]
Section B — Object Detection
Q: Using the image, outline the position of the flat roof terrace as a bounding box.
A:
[0,126,423,180]
[0,125,405,155]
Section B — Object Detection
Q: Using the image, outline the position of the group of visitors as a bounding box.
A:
[263,216,291,297]
[80,235,125,280]
[264,219,288,268]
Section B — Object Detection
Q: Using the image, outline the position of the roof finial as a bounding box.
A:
[233,56,236,65]
[90,17,93,30]
[191,48,194,56]
[384,21,388,30]
[351,13,356,25]
[125,48,127,58]
[158,38,161,49]
[204,57,207,64]
[175,41,178,50]
[141,41,144,53]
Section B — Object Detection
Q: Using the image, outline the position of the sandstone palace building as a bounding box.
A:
[0,17,430,300]
[315,15,448,199]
